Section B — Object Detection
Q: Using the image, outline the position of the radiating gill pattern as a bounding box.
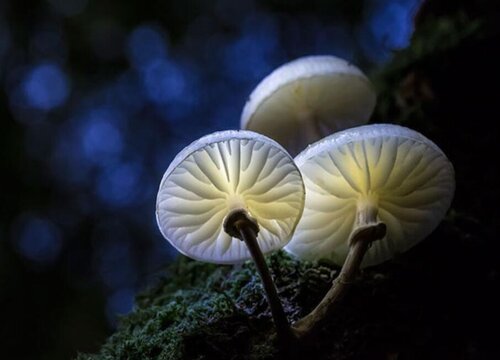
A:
[157,137,304,264]
[286,134,454,267]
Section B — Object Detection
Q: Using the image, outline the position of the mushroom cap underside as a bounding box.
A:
[285,124,455,267]
[157,130,305,264]
[241,55,376,155]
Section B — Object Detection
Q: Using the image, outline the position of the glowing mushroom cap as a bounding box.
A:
[156,130,305,264]
[285,124,455,267]
[241,55,376,155]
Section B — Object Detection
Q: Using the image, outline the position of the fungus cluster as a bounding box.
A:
[156,55,455,344]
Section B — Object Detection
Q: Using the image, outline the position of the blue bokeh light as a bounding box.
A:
[223,13,282,83]
[13,214,63,264]
[140,58,202,122]
[360,0,421,63]
[22,63,70,110]
[106,288,135,325]
[80,107,124,166]
[370,0,419,50]
[142,59,187,104]
[96,161,147,207]
[127,25,169,70]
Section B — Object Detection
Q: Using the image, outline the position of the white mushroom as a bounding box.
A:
[287,123,455,266]
[156,130,304,264]
[156,130,305,341]
[241,55,376,155]
[286,123,455,337]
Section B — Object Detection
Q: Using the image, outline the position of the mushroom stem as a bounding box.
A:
[292,217,386,338]
[224,210,294,343]
[299,113,324,154]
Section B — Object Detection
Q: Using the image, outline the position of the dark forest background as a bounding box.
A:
[1,0,499,359]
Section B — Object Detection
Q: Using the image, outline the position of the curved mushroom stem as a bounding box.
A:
[292,202,386,339]
[224,210,294,344]
[292,223,386,337]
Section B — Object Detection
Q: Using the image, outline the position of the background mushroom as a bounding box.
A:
[156,130,305,341]
[240,55,377,155]
[286,123,455,336]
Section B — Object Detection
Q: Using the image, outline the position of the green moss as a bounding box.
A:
[78,232,478,360]
[79,236,476,360]
[77,251,341,360]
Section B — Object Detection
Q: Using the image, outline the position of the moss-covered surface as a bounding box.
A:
[77,213,480,360]
[79,6,500,360]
